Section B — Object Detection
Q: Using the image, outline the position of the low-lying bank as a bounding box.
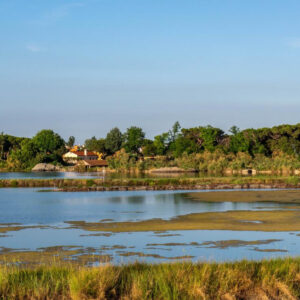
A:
[1,258,300,299]
[1,176,300,191]
[186,189,300,203]
[66,209,300,232]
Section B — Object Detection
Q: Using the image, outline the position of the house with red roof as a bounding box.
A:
[63,149,98,163]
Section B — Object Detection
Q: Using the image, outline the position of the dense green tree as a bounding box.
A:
[9,139,39,169]
[0,133,28,160]
[105,127,123,154]
[32,130,65,154]
[67,136,75,148]
[85,137,106,154]
[153,133,169,155]
[228,126,251,154]
[168,121,181,143]
[142,139,156,156]
[123,126,145,154]
[200,125,225,152]
[0,134,10,160]
[180,126,225,153]
[172,136,196,157]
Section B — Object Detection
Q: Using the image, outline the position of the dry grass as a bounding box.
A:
[1,258,300,299]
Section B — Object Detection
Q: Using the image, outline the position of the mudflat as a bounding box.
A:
[185,190,300,203]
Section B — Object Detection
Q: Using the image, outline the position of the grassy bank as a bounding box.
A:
[1,175,300,190]
[1,258,300,299]
[66,209,300,232]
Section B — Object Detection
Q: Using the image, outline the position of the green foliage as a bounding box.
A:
[180,125,225,153]
[172,136,196,157]
[201,125,225,152]
[105,127,123,154]
[228,126,251,154]
[0,132,28,160]
[142,139,156,156]
[107,149,137,171]
[32,130,65,154]
[10,180,18,187]
[86,179,95,187]
[85,137,106,153]
[285,176,300,185]
[123,126,145,154]
[168,121,181,143]
[67,136,75,148]
[9,140,39,169]
[153,133,170,155]
[4,123,300,172]
[9,130,65,170]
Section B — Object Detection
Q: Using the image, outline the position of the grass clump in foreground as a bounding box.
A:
[1,258,300,299]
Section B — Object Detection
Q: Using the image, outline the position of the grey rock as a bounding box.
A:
[32,163,62,172]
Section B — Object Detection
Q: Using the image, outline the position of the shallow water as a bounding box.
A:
[0,189,292,225]
[0,171,104,179]
[0,188,299,264]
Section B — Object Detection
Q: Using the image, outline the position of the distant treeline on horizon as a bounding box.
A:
[1,122,300,171]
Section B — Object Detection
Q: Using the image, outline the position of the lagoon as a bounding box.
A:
[0,188,299,264]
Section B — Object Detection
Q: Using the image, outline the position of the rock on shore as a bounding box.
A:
[148,167,197,173]
[32,163,62,172]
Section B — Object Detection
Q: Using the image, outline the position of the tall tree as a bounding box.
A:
[85,137,106,153]
[153,133,169,155]
[123,126,145,154]
[32,130,65,154]
[67,136,75,148]
[105,127,123,154]
[168,121,181,143]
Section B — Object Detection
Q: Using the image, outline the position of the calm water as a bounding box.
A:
[0,171,237,180]
[0,172,105,179]
[0,188,298,263]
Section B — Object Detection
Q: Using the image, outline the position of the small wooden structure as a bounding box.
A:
[81,159,108,169]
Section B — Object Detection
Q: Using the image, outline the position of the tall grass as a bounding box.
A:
[1,258,300,299]
[1,175,300,189]
[107,150,300,175]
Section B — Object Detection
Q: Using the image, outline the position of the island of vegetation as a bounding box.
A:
[2,122,300,176]
[2,123,300,190]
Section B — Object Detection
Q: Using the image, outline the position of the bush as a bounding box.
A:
[86,179,95,187]
[10,180,18,187]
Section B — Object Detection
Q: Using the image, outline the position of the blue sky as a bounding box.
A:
[1,0,300,142]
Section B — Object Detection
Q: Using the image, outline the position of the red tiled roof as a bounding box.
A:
[71,151,98,157]
[83,160,108,167]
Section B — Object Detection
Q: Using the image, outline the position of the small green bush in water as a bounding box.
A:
[86,179,95,187]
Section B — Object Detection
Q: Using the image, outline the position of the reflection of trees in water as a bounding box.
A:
[126,196,145,204]
[154,193,178,204]
[108,197,122,203]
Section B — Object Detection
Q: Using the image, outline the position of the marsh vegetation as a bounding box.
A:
[1,258,300,299]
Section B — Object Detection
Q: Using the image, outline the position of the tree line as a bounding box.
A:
[85,122,300,157]
[1,122,300,170]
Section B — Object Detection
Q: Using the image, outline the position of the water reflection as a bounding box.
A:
[0,189,294,226]
[0,228,296,263]
[0,172,104,179]
[0,188,299,264]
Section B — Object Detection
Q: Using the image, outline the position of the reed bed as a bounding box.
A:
[1,258,300,299]
[1,176,300,190]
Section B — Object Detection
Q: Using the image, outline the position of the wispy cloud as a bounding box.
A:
[32,2,85,24]
[26,44,45,53]
[286,37,300,49]
[46,2,84,21]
